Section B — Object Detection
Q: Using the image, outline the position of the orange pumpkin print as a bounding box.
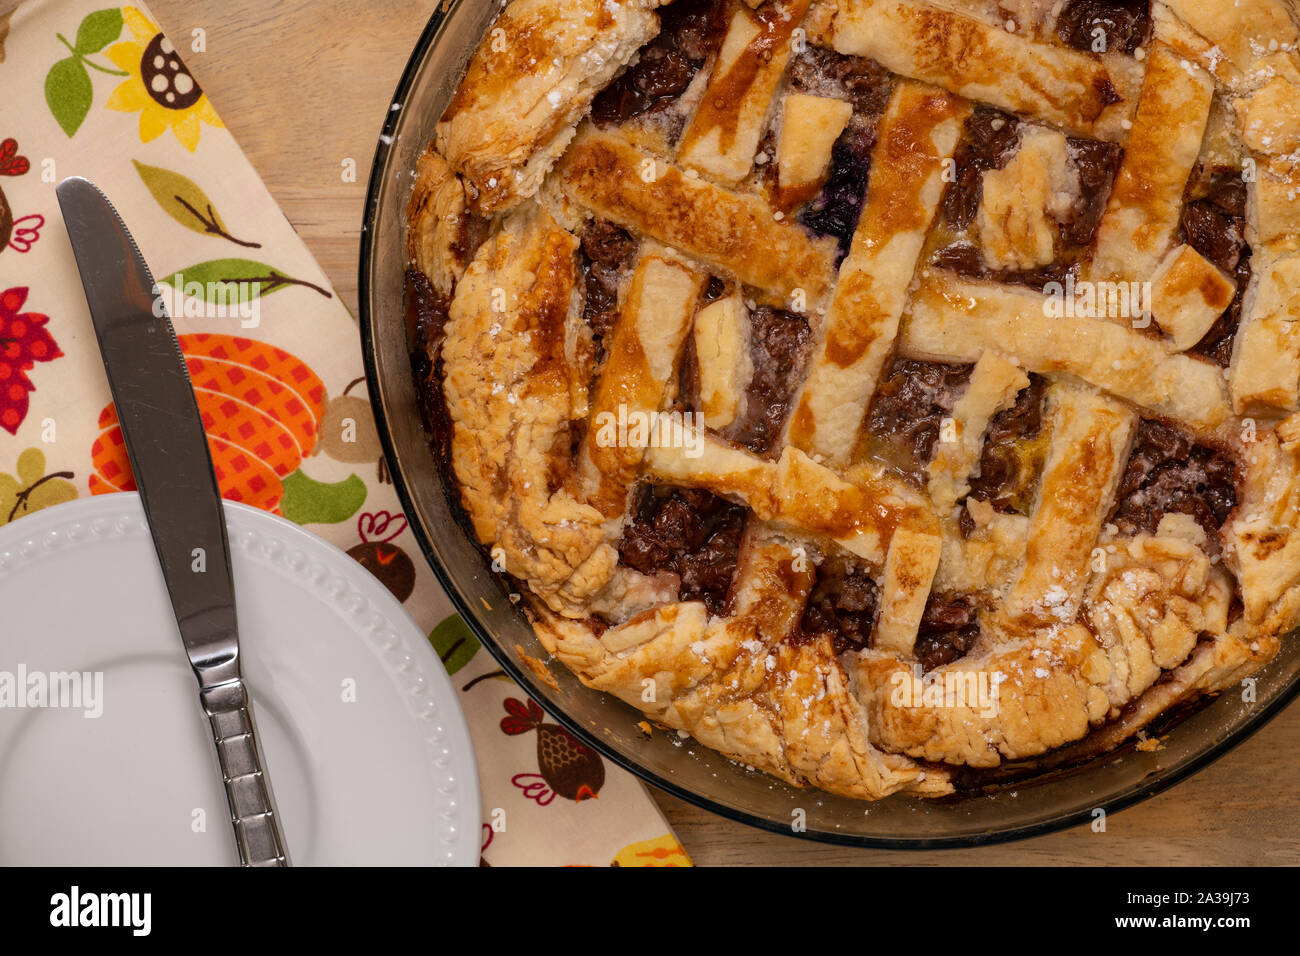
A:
[89,334,327,513]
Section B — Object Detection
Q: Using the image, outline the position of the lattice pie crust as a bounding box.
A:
[406,0,1300,800]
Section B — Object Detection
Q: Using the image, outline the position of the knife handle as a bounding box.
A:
[200,679,290,867]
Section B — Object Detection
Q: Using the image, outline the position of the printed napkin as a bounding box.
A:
[0,0,690,866]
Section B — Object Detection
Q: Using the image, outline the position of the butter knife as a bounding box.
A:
[57,176,290,867]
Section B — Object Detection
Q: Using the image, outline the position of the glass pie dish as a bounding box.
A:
[358,0,1300,847]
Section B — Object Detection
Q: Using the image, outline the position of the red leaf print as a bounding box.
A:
[0,288,62,435]
[500,716,533,736]
[0,139,28,177]
[500,696,544,736]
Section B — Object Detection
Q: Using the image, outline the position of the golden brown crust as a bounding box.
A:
[902,272,1237,438]
[1089,44,1215,284]
[786,81,971,463]
[694,294,753,429]
[437,0,665,215]
[411,0,1300,802]
[557,125,838,301]
[1229,253,1300,415]
[645,437,939,564]
[678,0,814,184]
[857,517,1232,765]
[581,245,705,515]
[999,385,1136,631]
[1157,0,1300,86]
[1225,429,1300,637]
[406,145,471,296]
[1149,244,1238,351]
[774,93,854,210]
[811,0,1135,139]
[927,352,1029,513]
[531,532,950,797]
[976,127,1076,272]
[443,204,616,617]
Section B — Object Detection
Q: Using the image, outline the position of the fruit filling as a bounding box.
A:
[1055,0,1152,55]
[942,106,1022,233]
[914,592,984,672]
[591,0,726,130]
[579,219,638,365]
[964,375,1051,517]
[1111,419,1238,548]
[863,358,973,485]
[797,552,880,655]
[790,47,895,256]
[931,108,1121,287]
[1181,171,1251,367]
[617,485,749,614]
[722,305,811,456]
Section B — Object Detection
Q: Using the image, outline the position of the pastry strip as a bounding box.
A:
[558,126,838,302]
[926,351,1030,514]
[787,81,971,463]
[581,245,705,516]
[809,0,1132,139]
[901,272,1235,436]
[999,385,1137,629]
[1157,0,1300,81]
[1089,43,1214,284]
[678,0,813,184]
[1228,253,1300,415]
[437,0,662,214]
[1149,244,1237,351]
[644,435,936,565]
[443,205,617,615]
[694,293,753,429]
[774,93,854,210]
[873,527,943,655]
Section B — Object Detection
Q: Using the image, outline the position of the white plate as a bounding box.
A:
[0,493,479,866]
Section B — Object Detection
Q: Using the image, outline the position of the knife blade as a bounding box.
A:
[57,176,289,867]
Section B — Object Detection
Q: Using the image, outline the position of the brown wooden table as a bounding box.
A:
[150,0,1300,865]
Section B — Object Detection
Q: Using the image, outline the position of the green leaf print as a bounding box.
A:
[161,259,332,304]
[45,9,127,137]
[428,615,481,675]
[45,57,93,137]
[280,470,367,525]
[132,161,261,248]
[74,8,123,53]
[0,449,77,526]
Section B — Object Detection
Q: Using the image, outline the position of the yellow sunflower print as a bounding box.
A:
[104,7,222,152]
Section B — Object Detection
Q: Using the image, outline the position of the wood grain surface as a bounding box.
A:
[149,0,1300,866]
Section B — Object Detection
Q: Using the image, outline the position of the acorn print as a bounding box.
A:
[346,511,415,602]
[317,377,387,481]
[501,697,604,803]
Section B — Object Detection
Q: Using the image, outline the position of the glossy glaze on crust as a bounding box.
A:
[557,126,838,300]
[807,0,1138,139]
[409,0,1300,801]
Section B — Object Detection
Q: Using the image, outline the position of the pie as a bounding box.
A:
[405,0,1300,801]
